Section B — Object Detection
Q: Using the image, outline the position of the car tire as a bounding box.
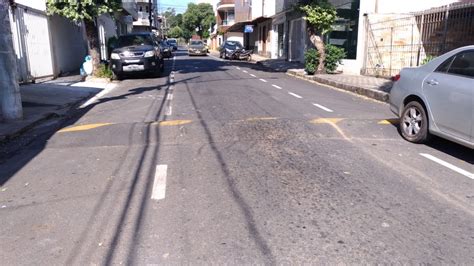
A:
[112,72,122,81]
[400,101,430,143]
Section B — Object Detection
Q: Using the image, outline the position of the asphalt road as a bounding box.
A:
[1,49,473,265]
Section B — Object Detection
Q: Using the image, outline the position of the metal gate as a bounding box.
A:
[9,5,55,82]
[363,2,474,77]
[289,18,306,62]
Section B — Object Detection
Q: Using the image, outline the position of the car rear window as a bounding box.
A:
[448,51,474,78]
[117,35,154,47]
[191,41,203,45]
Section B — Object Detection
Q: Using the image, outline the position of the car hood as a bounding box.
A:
[113,45,155,53]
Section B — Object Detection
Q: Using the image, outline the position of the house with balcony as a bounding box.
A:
[211,0,252,49]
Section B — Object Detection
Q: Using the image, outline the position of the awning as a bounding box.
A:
[225,16,272,33]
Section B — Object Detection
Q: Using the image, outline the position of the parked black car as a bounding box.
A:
[219,40,244,59]
[159,40,172,58]
[110,33,164,80]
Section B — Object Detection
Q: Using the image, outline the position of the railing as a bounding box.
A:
[363,2,474,77]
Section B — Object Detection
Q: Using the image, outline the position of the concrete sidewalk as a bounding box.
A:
[0,76,113,143]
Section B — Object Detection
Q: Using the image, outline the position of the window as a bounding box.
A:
[447,51,474,78]
[435,56,454,73]
[327,0,360,59]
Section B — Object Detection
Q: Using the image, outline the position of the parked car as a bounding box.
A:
[389,45,474,149]
[110,33,164,80]
[159,40,172,58]
[167,38,178,51]
[188,40,208,56]
[219,41,244,59]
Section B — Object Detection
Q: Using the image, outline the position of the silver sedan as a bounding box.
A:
[389,45,473,149]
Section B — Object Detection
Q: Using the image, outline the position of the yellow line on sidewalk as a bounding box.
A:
[58,123,113,133]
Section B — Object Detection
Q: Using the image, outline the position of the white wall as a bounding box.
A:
[49,15,87,74]
[226,32,244,45]
[252,0,276,19]
[15,0,46,11]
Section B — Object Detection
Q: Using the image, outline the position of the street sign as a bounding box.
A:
[244,25,254,33]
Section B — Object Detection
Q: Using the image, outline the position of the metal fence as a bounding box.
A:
[363,2,474,77]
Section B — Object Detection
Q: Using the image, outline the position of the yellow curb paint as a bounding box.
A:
[245,117,278,122]
[378,119,399,125]
[157,120,192,126]
[310,118,344,124]
[58,123,113,133]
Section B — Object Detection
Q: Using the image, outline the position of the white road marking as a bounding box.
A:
[259,78,268,83]
[166,106,172,116]
[80,83,117,108]
[312,103,334,112]
[420,153,474,180]
[151,165,168,200]
[243,70,248,73]
[167,94,173,100]
[288,92,302,99]
[236,67,241,70]
[250,74,256,77]
[272,84,282,89]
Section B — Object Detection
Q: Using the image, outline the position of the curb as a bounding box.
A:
[0,91,97,146]
[287,70,390,102]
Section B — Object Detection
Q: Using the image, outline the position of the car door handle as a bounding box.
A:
[426,79,439,85]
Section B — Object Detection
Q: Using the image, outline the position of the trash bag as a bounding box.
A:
[80,55,93,76]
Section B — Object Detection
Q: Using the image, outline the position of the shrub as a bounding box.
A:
[304,48,319,75]
[96,63,113,79]
[324,44,346,73]
[421,55,435,65]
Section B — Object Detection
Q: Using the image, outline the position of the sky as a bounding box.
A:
[157,0,196,14]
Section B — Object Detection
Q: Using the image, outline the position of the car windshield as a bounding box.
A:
[226,41,243,49]
[168,39,177,44]
[190,41,203,46]
[117,35,154,47]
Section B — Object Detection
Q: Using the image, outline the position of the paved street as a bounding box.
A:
[1,50,473,264]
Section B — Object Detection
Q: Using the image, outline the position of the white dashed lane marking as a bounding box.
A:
[312,103,334,112]
[250,74,256,77]
[259,78,268,83]
[420,153,473,180]
[288,92,303,99]
[272,84,282,89]
[151,165,168,200]
[243,70,248,73]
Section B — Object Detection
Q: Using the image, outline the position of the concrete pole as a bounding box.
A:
[0,1,23,121]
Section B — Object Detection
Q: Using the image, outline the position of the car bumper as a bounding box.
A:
[188,50,207,55]
[111,57,161,74]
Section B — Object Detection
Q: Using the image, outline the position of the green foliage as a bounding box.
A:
[46,0,121,22]
[421,55,435,65]
[324,44,346,72]
[96,63,113,79]
[182,28,193,41]
[304,48,319,75]
[299,0,337,35]
[182,3,215,39]
[168,26,184,39]
[305,45,347,74]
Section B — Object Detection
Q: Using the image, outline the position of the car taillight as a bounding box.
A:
[392,74,401,81]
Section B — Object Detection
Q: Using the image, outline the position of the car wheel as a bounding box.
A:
[112,72,122,81]
[400,101,430,143]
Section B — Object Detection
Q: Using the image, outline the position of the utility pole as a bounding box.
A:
[0,0,22,121]
[148,0,152,32]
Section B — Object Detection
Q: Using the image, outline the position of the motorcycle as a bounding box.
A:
[229,49,252,61]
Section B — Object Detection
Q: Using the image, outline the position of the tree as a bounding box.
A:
[298,0,337,74]
[168,26,183,39]
[182,3,214,39]
[0,1,23,120]
[46,0,121,76]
